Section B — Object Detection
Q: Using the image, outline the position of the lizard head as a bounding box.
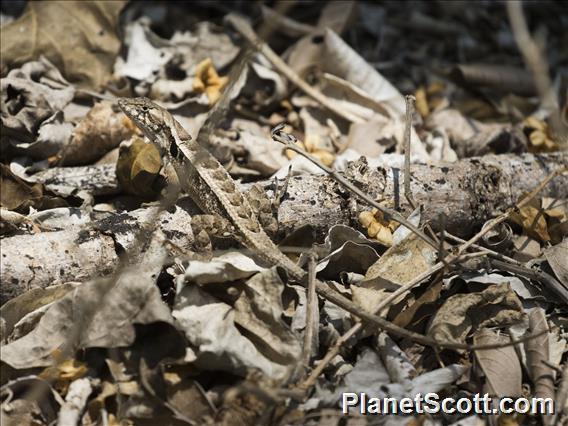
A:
[118,97,172,150]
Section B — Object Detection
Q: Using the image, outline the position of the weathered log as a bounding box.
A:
[0,199,196,304]
[29,164,119,196]
[2,153,566,303]
[269,152,568,238]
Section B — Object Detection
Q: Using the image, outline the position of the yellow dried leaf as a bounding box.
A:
[414,86,429,118]
[524,116,559,152]
[358,211,375,228]
[367,221,381,238]
[530,131,546,147]
[193,58,229,105]
[375,225,393,247]
[524,116,546,131]
[312,149,335,167]
[39,358,87,395]
[359,208,395,246]
[304,135,320,152]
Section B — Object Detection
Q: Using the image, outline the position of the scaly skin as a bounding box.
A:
[117,97,303,275]
[118,96,453,349]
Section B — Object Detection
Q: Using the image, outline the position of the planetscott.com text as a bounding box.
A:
[341,392,554,415]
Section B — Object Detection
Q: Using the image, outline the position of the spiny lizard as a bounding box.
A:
[118,96,447,349]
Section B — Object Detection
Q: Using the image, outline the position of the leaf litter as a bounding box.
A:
[0,2,567,425]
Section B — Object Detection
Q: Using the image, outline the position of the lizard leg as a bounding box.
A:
[191,214,236,252]
[246,184,278,238]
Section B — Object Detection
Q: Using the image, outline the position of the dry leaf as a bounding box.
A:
[473,329,522,397]
[525,308,555,426]
[60,101,135,166]
[358,208,398,246]
[428,283,525,345]
[116,138,162,198]
[1,1,126,90]
[524,116,559,153]
[39,356,88,395]
[193,58,229,105]
[0,164,70,212]
[509,199,551,242]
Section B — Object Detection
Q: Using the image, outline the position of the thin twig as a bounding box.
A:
[226,14,364,123]
[301,251,319,367]
[403,95,416,209]
[271,125,438,250]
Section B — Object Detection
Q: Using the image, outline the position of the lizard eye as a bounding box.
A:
[142,106,149,112]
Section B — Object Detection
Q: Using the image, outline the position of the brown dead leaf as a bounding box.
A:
[59,101,135,166]
[393,280,442,329]
[116,138,162,198]
[0,1,126,90]
[473,328,522,397]
[510,199,551,242]
[0,164,69,212]
[428,283,525,345]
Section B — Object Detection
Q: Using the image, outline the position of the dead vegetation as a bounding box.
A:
[1,1,567,425]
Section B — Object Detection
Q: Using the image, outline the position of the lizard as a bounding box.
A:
[116,96,487,350]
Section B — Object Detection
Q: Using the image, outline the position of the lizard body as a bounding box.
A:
[117,97,453,349]
[118,97,297,272]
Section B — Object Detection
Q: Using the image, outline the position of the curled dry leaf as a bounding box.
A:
[59,101,135,166]
[524,116,560,153]
[509,197,551,242]
[0,164,72,213]
[115,137,163,198]
[427,283,525,346]
[0,282,79,340]
[173,286,291,380]
[447,64,536,96]
[1,57,75,158]
[233,268,302,365]
[0,1,126,90]
[193,58,229,105]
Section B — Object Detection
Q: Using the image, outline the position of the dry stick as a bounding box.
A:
[260,5,316,37]
[403,95,416,209]
[506,2,566,145]
[226,14,364,125]
[301,251,319,367]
